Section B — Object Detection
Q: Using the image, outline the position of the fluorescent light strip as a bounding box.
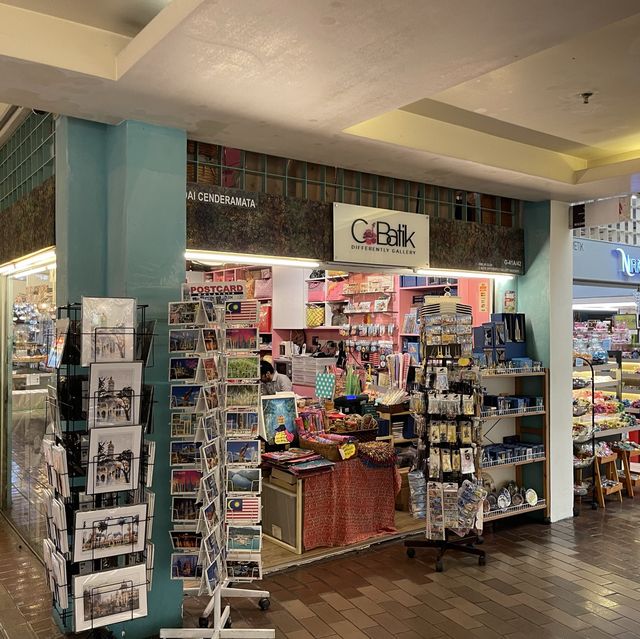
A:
[185,250,320,269]
[0,248,56,276]
[416,268,513,282]
[12,266,48,278]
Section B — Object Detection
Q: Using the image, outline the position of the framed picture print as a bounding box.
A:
[260,393,298,446]
[171,497,199,524]
[170,469,203,495]
[225,327,259,352]
[73,564,147,632]
[169,329,200,354]
[81,297,137,367]
[88,362,142,429]
[170,384,201,412]
[225,411,259,438]
[226,440,260,467]
[226,355,260,381]
[226,468,261,495]
[169,357,200,383]
[86,425,142,495]
[73,504,147,562]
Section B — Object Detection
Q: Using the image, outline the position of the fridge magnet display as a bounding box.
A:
[170,384,201,412]
[227,525,262,553]
[226,439,260,466]
[47,318,70,369]
[171,553,202,580]
[201,439,220,474]
[226,496,261,523]
[170,530,201,550]
[86,425,142,495]
[168,301,202,326]
[171,413,200,438]
[81,297,137,367]
[73,504,147,562]
[169,356,200,382]
[169,329,200,353]
[171,469,203,495]
[201,328,219,352]
[170,440,201,466]
[73,564,148,632]
[225,410,259,438]
[227,468,261,495]
[88,361,142,428]
[225,327,259,352]
[226,383,260,409]
[225,300,260,325]
[226,355,260,381]
[226,555,262,582]
[261,393,298,446]
[172,497,198,524]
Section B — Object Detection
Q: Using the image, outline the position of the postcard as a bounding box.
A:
[169,356,200,383]
[168,301,202,326]
[171,413,200,438]
[201,438,220,474]
[200,300,220,325]
[226,496,261,524]
[226,554,262,582]
[170,469,203,495]
[227,525,262,553]
[226,355,260,381]
[226,439,260,467]
[144,489,155,539]
[225,300,259,325]
[226,468,261,495]
[73,564,147,632]
[81,297,136,367]
[171,553,202,580]
[170,384,201,412]
[225,411,259,438]
[88,362,142,428]
[169,530,201,551]
[196,385,219,412]
[225,327,259,352]
[169,328,200,354]
[73,504,147,562]
[225,383,260,410]
[201,328,219,352]
[171,497,199,524]
[86,425,142,495]
[170,440,201,466]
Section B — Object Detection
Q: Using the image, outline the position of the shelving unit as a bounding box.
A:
[480,369,550,522]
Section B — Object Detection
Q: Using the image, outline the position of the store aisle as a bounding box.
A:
[185,501,640,639]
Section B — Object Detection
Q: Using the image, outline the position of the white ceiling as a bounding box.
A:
[1,0,640,201]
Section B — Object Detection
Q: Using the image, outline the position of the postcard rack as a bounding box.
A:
[165,297,273,638]
[44,299,156,634]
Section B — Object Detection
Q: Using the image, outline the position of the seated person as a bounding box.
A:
[260,360,293,395]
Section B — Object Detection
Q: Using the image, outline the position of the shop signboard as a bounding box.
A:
[574,237,640,285]
[182,281,247,303]
[332,203,429,268]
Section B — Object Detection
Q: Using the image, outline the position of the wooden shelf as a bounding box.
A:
[601,482,623,496]
[594,426,640,438]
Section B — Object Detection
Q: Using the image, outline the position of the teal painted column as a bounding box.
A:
[55,117,186,637]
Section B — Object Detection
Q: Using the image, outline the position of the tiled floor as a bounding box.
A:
[8,497,640,638]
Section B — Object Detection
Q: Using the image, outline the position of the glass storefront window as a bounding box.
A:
[2,262,56,553]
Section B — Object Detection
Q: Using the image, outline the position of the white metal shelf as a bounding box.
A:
[481,453,546,469]
[484,500,546,521]
[480,407,546,420]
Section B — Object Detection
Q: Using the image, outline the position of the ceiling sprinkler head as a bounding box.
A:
[581,92,594,104]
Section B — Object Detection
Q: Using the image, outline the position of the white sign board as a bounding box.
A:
[570,196,632,229]
[333,203,429,268]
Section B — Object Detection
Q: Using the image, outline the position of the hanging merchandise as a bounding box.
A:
[345,365,362,396]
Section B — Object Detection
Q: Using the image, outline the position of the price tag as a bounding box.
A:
[26,374,40,387]
[339,443,356,460]
[274,431,289,445]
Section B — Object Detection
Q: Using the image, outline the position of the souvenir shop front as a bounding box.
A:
[183,182,569,571]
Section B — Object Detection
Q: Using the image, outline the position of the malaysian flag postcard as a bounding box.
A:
[224,300,259,325]
[226,496,261,523]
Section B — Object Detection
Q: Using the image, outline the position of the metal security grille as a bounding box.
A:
[187,141,521,228]
[0,112,55,212]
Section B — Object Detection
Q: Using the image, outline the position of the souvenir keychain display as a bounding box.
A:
[405,298,487,572]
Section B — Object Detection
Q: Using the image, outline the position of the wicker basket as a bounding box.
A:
[327,426,378,443]
[299,437,349,462]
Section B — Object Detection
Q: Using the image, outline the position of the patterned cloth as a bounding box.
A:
[303,458,401,550]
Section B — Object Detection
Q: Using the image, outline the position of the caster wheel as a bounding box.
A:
[198,616,208,628]
[591,503,598,510]
[476,536,484,545]
[478,555,486,567]
[224,618,232,629]
[259,598,270,611]
[406,548,416,559]
[435,559,443,573]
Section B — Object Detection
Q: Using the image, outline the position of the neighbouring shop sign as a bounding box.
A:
[574,237,640,284]
[333,203,429,268]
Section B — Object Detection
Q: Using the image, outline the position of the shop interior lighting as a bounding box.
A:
[0,248,56,276]
[13,266,49,279]
[185,250,321,269]
[415,268,513,282]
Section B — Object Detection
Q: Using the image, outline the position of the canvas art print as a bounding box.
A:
[170,384,201,412]
[226,440,260,466]
[81,297,137,367]
[169,357,200,382]
[168,302,201,326]
[227,468,261,494]
[171,469,203,495]
[171,553,202,580]
[73,564,147,632]
[169,329,199,353]
[225,328,259,352]
[73,504,147,562]
[225,411,259,438]
[226,355,260,381]
[261,393,298,446]
[227,525,262,553]
[86,425,142,495]
[172,497,199,523]
[225,384,260,409]
[88,362,142,428]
